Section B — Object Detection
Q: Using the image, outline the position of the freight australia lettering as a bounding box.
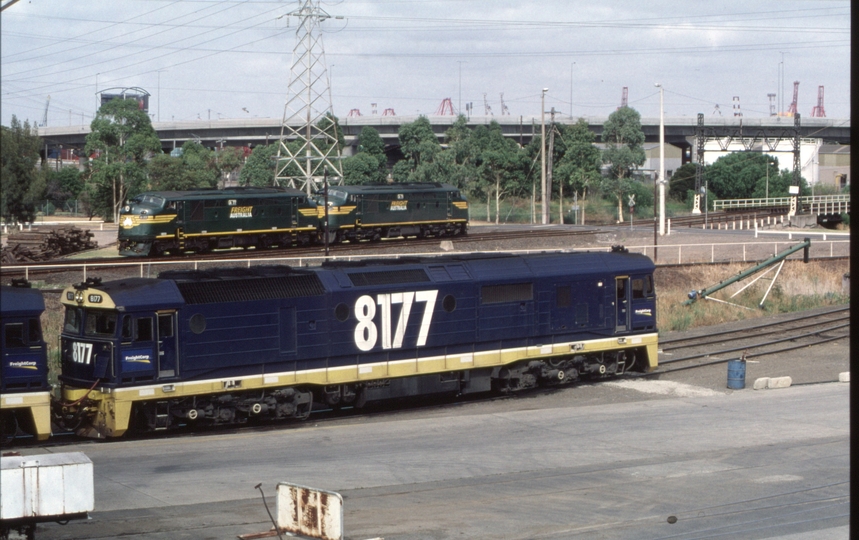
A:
[230,206,254,218]
[389,200,408,211]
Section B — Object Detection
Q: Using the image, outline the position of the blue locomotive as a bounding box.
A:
[1,281,52,442]
[56,248,657,438]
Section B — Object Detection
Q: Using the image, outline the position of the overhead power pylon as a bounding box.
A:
[274,0,344,194]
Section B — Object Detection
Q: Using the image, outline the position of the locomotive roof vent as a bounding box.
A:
[348,269,430,287]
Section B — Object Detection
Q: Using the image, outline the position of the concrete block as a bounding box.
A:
[767,376,792,389]
[838,372,850,383]
[753,378,770,390]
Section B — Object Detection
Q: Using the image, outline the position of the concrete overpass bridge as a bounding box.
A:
[38,114,850,162]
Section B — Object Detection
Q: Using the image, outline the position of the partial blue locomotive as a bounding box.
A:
[1,281,52,442]
[57,248,657,438]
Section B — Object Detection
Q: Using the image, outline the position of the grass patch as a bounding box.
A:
[656,259,849,332]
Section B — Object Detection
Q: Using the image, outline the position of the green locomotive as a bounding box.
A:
[316,183,468,242]
[118,187,318,256]
[118,183,469,256]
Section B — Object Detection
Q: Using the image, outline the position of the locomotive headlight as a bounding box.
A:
[141,210,148,215]
[74,290,84,304]
[123,205,130,212]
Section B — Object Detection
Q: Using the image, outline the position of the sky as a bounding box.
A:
[0,0,850,129]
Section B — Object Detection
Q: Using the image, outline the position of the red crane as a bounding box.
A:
[435,98,455,116]
[347,109,362,117]
[786,81,799,116]
[810,86,826,117]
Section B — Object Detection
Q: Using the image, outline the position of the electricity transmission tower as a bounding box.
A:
[274,0,343,194]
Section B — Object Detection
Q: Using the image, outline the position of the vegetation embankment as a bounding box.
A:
[656,259,850,332]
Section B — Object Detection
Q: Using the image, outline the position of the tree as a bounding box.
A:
[214,146,245,187]
[343,152,386,185]
[239,144,279,186]
[343,127,388,184]
[472,122,527,223]
[601,107,646,222]
[46,167,84,213]
[146,153,186,191]
[442,115,480,192]
[394,116,441,181]
[706,152,807,200]
[667,163,698,201]
[554,119,602,224]
[178,141,220,189]
[1,116,43,224]
[85,98,161,221]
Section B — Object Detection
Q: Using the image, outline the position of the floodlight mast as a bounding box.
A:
[274,0,344,194]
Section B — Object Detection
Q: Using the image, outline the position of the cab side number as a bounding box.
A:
[354,290,438,352]
[72,342,93,365]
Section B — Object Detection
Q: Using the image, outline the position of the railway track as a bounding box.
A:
[0,228,600,279]
[652,306,850,376]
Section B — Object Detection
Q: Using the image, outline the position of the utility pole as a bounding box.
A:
[274,0,344,194]
[659,88,665,235]
[547,108,556,224]
[540,88,548,224]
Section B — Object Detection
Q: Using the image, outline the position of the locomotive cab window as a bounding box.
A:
[632,275,654,299]
[4,323,25,348]
[121,316,133,342]
[137,317,154,341]
[85,311,118,337]
[63,308,82,334]
[28,318,41,343]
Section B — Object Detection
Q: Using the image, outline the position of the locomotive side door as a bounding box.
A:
[615,276,630,332]
[156,312,177,378]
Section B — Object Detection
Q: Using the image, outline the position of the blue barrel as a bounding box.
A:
[727,359,746,389]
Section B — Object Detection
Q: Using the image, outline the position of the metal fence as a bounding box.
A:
[2,240,849,283]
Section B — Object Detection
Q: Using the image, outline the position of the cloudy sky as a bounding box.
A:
[0,0,850,129]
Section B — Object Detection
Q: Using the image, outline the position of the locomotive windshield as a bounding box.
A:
[315,189,349,206]
[129,194,166,208]
[84,310,119,337]
[64,307,118,337]
[63,308,82,334]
